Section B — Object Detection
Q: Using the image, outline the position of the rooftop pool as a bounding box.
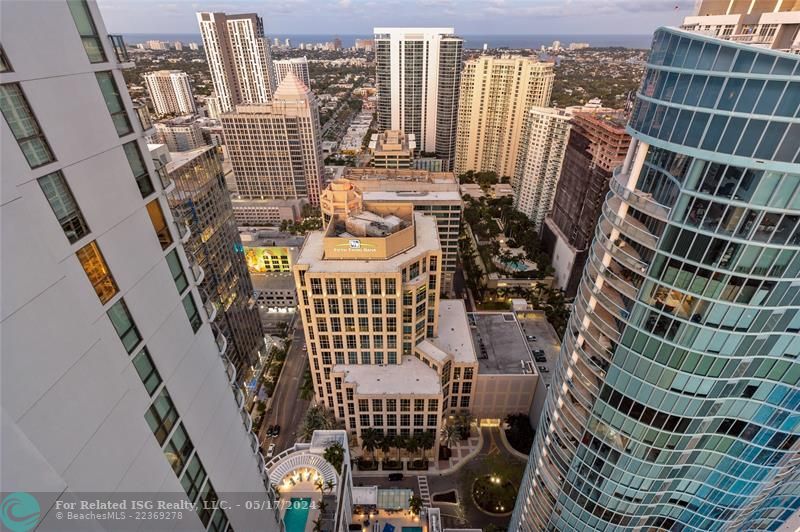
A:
[283,497,311,532]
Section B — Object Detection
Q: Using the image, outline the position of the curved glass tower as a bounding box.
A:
[511,27,800,531]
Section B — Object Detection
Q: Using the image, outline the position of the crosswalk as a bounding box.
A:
[417,475,431,507]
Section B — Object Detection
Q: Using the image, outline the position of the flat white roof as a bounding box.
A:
[332,355,440,395]
[351,486,378,506]
[362,191,461,202]
[296,214,441,273]
[430,300,478,363]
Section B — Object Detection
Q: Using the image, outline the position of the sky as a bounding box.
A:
[97,0,697,35]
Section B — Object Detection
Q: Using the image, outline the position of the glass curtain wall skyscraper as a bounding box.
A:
[511,27,800,532]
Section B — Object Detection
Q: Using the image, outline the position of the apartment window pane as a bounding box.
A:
[145,388,179,445]
[208,509,228,532]
[164,422,194,475]
[183,293,201,333]
[107,298,142,353]
[166,249,188,294]
[146,199,172,249]
[196,482,217,525]
[133,347,162,396]
[38,171,89,243]
[0,83,54,168]
[181,455,208,504]
[67,0,106,63]
[76,241,118,304]
[123,141,154,197]
[0,46,11,72]
[95,71,132,136]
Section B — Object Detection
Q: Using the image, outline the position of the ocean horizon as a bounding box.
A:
[122,33,653,50]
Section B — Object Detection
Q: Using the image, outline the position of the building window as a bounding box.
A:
[360,414,370,427]
[356,278,367,294]
[371,278,382,294]
[207,508,229,532]
[67,0,106,63]
[76,241,118,304]
[146,199,172,249]
[181,455,207,504]
[460,396,470,408]
[96,71,132,136]
[133,347,162,396]
[414,399,425,412]
[145,388,179,445]
[427,414,437,426]
[164,422,194,474]
[0,46,11,72]
[123,141,154,197]
[0,83,54,168]
[183,293,201,332]
[107,298,141,353]
[38,171,89,243]
[166,249,188,294]
[400,399,410,412]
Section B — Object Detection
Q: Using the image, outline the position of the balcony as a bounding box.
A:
[134,105,153,133]
[174,219,191,243]
[241,409,253,432]
[611,167,671,221]
[214,327,227,354]
[156,165,175,193]
[205,298,219,322]
[603,196,659,249]
[107,34,132,65]
[190,261,205,285]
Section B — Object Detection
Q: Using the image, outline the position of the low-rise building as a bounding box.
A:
[368,129,416,168]
[252,273,297,313]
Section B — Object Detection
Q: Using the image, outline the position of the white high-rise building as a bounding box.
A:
[374,27,463,170]
[222,73,324,213]
[143,70,197,116]
[188,42,199,51]
[273,56,311,88]
[196,11,276,113]
[173,40,183,51]
[0,2,277,530]
[511,107,572,231]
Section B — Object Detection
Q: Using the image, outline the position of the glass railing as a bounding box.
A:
[190,261,204,284]
[135,105,152,131]
[108,34,129,63]
[174,219,190,243]
[611,167,672,221]
[206,298,219,323]
[155,165,173,191]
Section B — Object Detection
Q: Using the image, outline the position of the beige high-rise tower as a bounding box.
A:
[454,55,554,178]
[143,70,196,117]
[222,73,324,220]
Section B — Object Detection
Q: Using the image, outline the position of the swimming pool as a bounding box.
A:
[402,527,423,532]
[283,497,311,532]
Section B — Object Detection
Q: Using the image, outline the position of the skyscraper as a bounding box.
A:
[0,2,275,530]
[541,111,630,296]
[144,70,196,116]
[455,55,554,178]
[155,145,266,379]
[273,56,311,88]
[511,24,800,532]
[374,27,463,170]
[196,11,276,113]
[222,73,324,219]
[511,106,572,232]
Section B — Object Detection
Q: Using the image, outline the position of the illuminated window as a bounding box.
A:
[164,422,194,474]
[145,388,179,445]
[146,199,172,249]
[38,171,89,243]
[0,83,54,168]
[76,241,117,304]
[96,72,132,136]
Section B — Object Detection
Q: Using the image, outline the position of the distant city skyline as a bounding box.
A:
[97,0,695,36]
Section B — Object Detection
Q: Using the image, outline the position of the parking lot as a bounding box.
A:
[515,311,562,387]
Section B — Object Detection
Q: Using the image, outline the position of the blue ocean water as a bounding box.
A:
[122,33,653,50]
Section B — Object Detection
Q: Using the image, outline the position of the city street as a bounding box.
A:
[259,321,310,454]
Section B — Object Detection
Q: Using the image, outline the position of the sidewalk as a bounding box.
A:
[351,429,483,478]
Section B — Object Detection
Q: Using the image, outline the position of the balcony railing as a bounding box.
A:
[135,105,153,132]
[174,219,191,243]
[190,261,205,285]
[214,327,227,353]
[206,298,219,323]
[155,165,175,193]
[611,167,671,221]
[108,34,130,63]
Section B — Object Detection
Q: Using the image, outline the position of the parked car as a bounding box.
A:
[272,425,281,437]
[527,335,537,341]
[388,473,404,481]
[266,425,275,436]
[535,355,547,363]
[266,443,276,458]
[538,366,549,373]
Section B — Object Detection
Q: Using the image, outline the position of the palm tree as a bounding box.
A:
[323,442,345,474]
[441,422,459,450]
[405,433,419,462]
[394,434,407,462]
[456,413,475,440]
[360,428,380,463]
[324,479,335,495]
[417,431,435,461]
[408,495,423,516]
[312,518,323,532]
[380,433,394,463]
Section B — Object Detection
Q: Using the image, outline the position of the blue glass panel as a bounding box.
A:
[673,37,690,68]
[775,123,799,163]
[697,43,718,70]
[718,78,744,111]
[699,76,724,107]
[712,46,736,71]
[773,57,795,75]
[684,40,703,70]
[751,53,775,74]
[701,115,728,151]
[735,79,765,113]
[734,120,766,158]
[684,75,706,107]
[673,74,691,104]
[754,122,788,160]
[733,50,755,73]
[775,82,799,117]
[685,112,709,147]
[754,80,785,115]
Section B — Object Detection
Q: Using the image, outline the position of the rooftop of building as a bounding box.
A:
[164,145,216,173]
[296,213,440,273]
[273,71,311,99]
[361,190,462,202]
[574,109,628,131]
[423,300,478,364]
[469,312,535,375]
[250,272,295,291]
[344,168,456,184]
[329,209,410,238]
[155,114,199,127]
[332,355,440,395]
[239,229,305,248]
[369,129,416,154]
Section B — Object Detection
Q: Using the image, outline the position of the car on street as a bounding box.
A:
[538,365,549,373]
[527,335,537,341]
[388,473,404,481]
[266,443,276,458]
[272,425,281,437]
